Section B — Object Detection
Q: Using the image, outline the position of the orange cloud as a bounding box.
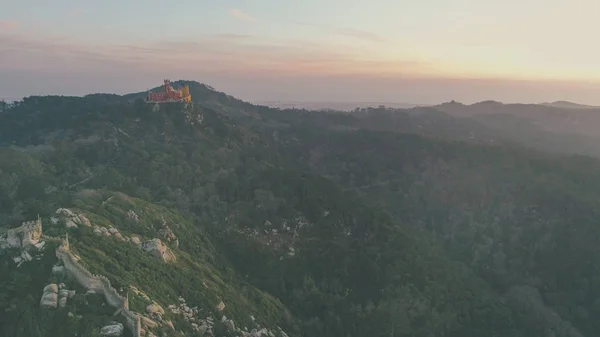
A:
[229,8,256,23]
[0,20,17,31]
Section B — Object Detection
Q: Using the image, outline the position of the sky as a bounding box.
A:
[1,0,600,104]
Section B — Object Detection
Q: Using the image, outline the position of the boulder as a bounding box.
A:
[199,323,209,335]
[56,208,76,217]
[43,284,58,294]
[78,214,92,227]
[224,319,235,331]
[21,251,32,261]
[146,303,165,315]
[140,316,158,328]
[100,323,124,336]
[65,219,78,228]
[140,238,176,262]
[127,209,140,222]
[40,292,58,307]
[72,214,82,224]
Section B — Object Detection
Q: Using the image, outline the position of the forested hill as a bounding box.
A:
[1,82,600,337]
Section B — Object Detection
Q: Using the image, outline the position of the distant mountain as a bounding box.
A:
[433,100,600,139]
[540,101,600,109]
[119,80,273,118]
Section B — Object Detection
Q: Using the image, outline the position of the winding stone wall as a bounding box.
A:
[7,219,41,236]
[55,237,141,336]
[41,235,63,243]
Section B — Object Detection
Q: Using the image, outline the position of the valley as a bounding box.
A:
[1,81,600,337]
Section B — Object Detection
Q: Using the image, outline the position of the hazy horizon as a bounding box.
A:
[2,78,599,108]
[2,0,600,104]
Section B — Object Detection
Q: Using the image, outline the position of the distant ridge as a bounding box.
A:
[7,79,600,111]
[254,100,427,111]
[540,101,600,109]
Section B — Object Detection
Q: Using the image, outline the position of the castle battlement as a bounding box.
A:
[7,217,42,235]
[56,235,140,336]
[41,235,63,243]
[4,216,43,249]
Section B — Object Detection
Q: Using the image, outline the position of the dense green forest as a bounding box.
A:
[1,81,599,337]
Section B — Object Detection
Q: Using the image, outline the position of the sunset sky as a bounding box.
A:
[2,0,600,104]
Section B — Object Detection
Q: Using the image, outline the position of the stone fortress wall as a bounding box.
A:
[56,235,142,337]
[42,235,63,243]
[7,219,41,235]
[4,217,43,247]
[4,217,145,335]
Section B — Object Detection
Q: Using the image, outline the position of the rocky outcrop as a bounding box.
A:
[140,315,158,329]
[13,251,33,265]
[127,210,140,222]
[44,283,58,294]
[169,296,215,335]
[146,303,165,316]
[146,303,166,321]
[224,318,235,331]
[140,239,176,263]
[78,214,92,227]
[158,216,178,248]
[57,285,72,308]
[56,208,92,229]
[100,322,124,336]
[40,283,58,307]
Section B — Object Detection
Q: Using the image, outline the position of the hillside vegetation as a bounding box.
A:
[1,81,600,337]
